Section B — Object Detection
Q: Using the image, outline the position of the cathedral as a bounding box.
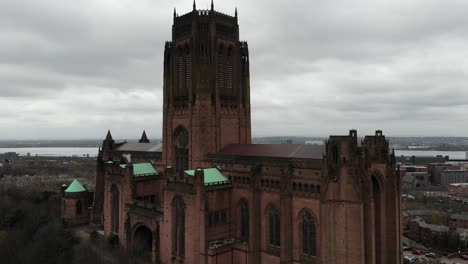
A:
[90,2,401,263]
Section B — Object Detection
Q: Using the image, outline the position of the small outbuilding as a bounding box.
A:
[61,179,92,226]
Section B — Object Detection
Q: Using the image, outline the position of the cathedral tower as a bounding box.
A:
[162,4,251,173]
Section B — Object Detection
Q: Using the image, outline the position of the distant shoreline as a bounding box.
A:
[1,136,468,151]
[0,147,99,157]
[1,147,467,159]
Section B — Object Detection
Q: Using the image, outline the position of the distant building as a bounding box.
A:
[407,215,468,248]
[429,163,459,186]
[448,183,468,198]
[440,169,468,186]
[305,140,324,145]
[408,216,449,246]
[448,214,468,229]
[0,152,19,160]
[399,165,428,179]
[397,155,448,166]
[402,172,431,191]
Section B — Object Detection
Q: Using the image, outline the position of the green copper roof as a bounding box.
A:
[120,163,158,177]
[65,179,86,193]
[185,168,229,186]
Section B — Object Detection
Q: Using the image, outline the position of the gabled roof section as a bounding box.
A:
[116,142,162,152]
[120,163,158,177]
[216,144,325,159]
[185,168,229,186]
[411,216,449,233]
[65,179,86,193]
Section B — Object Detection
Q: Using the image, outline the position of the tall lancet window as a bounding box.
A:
[240,200,249,242]
[227,47,233,90]
[178,48,184,91]
[174,126,189,176]
[269,205,280,247]
[111,185,120,233]
[174,196,186,256]
[217,45,224,90]
[302,211,317,256]
[185,45,191,91]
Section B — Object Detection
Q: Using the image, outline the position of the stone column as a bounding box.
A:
[152,224,159,264]
[249,165,262,263]
[196,168,206,264]
[280,164,293,264]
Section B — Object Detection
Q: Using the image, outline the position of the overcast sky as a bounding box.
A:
[1,0,468,139]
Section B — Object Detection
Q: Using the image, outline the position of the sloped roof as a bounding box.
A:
[216,144,325,159]
[116,142,162,152]
[65,179,86,193]
[402,174,415,184]
[185,168,229,186]
[450,214,468,221]
[411,216,449,233]
[402,210,434,217]
[120,163,158,177]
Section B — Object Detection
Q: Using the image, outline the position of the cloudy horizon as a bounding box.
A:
[1,0,468,140]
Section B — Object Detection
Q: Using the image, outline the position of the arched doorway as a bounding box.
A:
[132,225,153,260]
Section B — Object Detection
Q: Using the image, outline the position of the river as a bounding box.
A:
[0,147,99,157]
[0,148,466,159]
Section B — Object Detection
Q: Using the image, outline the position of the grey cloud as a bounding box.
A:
[1,0,468,139]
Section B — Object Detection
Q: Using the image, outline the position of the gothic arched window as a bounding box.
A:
[217,45,225,90]
[174,126,189,175]
[302,211,317,256]
[75,199,83,215]
[269,205,280,247]
[178,48,184,91]
[240,200,249,242]
[174,197,186,256]
[111,185,120,233]
[185,45,191,91]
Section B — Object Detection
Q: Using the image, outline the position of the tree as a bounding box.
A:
[431,211,445,225]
